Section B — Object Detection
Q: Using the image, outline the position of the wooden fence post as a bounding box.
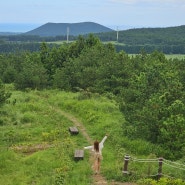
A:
[123,154,130,174]
[158,157,163,180]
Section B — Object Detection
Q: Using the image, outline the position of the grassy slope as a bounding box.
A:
[0,88,92,185]
[1,88,125,184]
[1,87,185,184]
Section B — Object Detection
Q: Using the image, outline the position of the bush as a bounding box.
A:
[137,177,185,185]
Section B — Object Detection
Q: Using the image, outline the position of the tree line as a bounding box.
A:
[1,34,185,159]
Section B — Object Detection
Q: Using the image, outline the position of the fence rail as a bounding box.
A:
[123,155,185,180]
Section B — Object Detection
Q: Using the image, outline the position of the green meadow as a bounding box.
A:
[164,54,185,59]
[0,87,125,184]
[128,54,185,59]
[1,86,185,184]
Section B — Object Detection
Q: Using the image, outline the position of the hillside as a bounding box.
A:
[98,25,185,43]
[23,22,113,36]
[1,34,185,184]
[0,88,129,184]
[97,25,185,53]
[1,88,185,184]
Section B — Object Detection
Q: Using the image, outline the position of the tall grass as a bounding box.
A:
[1,88,185,184]
[0,89,92,185]
[43,89,185,182]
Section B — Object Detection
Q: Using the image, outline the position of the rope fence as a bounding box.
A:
[122,154,185,180]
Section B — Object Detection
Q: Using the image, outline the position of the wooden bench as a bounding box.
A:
[74,149,84,161]
[69,127,79,135]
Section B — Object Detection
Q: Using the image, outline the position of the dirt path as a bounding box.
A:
[52,107,137,185]
[53,109,107,184]
[59,110,93,144]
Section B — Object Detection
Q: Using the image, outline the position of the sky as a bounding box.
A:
[1,0,185,32]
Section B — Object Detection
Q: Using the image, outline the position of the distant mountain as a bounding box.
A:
[23,22,113,37]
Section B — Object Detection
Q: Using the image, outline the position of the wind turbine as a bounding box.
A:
[116,26,119,42]
[67,27,69,43]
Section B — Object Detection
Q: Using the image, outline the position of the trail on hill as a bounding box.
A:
[51,106,137,185]
[51,107,107,184]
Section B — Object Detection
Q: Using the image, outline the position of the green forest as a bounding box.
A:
[96,25,185,54]
[1,34,185,184]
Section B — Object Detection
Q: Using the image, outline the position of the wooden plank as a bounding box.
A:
[69,127,79,135]
[74,149,84,160]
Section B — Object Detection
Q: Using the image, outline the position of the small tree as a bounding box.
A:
[0,80,11,106]
[14,53,48,90]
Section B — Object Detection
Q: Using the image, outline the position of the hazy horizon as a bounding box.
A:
[1,0,185,32]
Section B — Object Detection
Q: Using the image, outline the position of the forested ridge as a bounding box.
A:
[1,34,185,161]
[96,25,185,54]
[98,25,185,44]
